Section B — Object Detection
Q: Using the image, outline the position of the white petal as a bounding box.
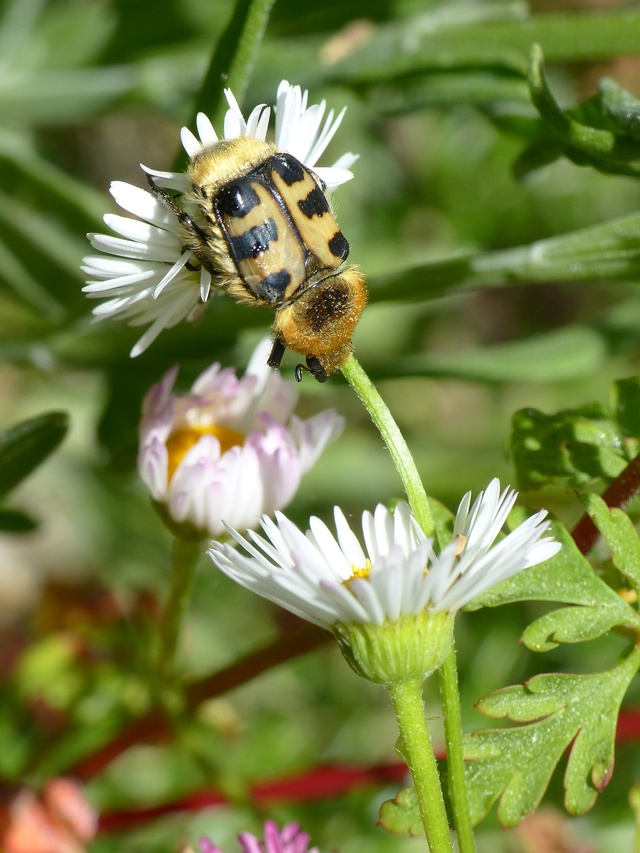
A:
[181,126,202,158]
[196,112,218,146]
[333,506,366,568]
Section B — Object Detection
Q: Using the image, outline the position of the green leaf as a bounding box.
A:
[612,377,640,438]
[464,648,640,826]
[369,212,640,307]
[0,411,69,499]
[598,76,640,141]
[331,8,640,85]
[196,0,275,118]
[510,404,630,490]
[376,327,606,383]
[630,784,640,850]
[526,44,640,176]
[381,72,530,115]
[0,67,137,124]
[468,519,639,648]
[521,602,634,652]
[378,785,424,837]
[0,507,37,533]
[580,493,640,591]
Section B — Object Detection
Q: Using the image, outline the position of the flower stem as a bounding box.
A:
[387,678,453,852]
[158,537,202,682]
[341,354,434,537]
[194,0,276,129]
[439,647,476,853]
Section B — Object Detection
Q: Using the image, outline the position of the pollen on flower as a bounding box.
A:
[618,587,638,604]
[165,424,245,481]
[345,559,372,585]
[453,533,467,557]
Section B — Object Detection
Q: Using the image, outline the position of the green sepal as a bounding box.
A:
[464,647,640,826]
[334,610,454,686]
[0,411,69,499]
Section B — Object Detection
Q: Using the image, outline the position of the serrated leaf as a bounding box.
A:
[469,519,632,611]
[378,785,423,837]
[471,513,639,649]
[0,411,69,499]
[510,404,629,490]
[521,603,633,652]
[580,493,640,591]
[464,650,640,826]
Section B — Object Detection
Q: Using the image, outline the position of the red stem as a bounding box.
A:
[97,761,409,833]
[572,452,640,554]
[69,622,330,781]
[96,706,640,834]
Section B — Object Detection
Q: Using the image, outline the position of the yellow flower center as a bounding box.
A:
[165,423,245,482]
[344,559,372,586]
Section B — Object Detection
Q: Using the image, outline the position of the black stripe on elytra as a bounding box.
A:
[270,153,305,186]
[298,186,330,220]
[215,181,261,218]
[328,230,349,260]
[260,269,292,302]
[227,218,278,261]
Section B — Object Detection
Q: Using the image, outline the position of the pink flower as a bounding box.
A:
[200,821,323,853]
[2,778,97,853]
[138,340,344,538]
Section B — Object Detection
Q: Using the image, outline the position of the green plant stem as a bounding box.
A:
[158,537,203,681]
[194,0,276,130]
[341,354,434,537]
[343,355,474,847]
[388,678,453,852]
[439,647,476,853]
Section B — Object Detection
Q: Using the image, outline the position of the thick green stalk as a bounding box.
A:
[158,537,203,682]
[194,0,276,130]
[341,354,434,537]
[439,647,476,853]
[387,678,453,852]
[343,355,474,847]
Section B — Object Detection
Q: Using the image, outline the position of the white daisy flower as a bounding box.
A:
[82,81,358,357]
[138,338,344,539]
[208,479,561,629]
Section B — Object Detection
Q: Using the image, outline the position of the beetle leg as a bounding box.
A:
[267,336,286,370]
[146,174,219,279]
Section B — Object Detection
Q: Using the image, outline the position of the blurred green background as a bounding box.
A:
[2,0,640,850]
